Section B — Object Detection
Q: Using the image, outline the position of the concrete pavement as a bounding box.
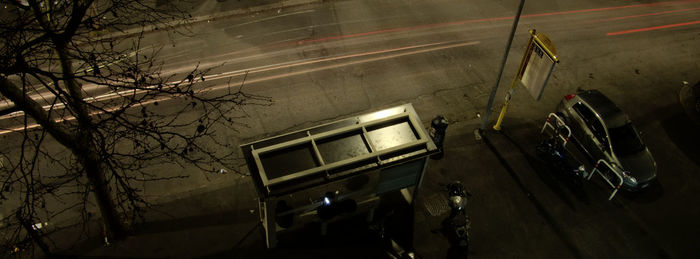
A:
[50,97,699,258]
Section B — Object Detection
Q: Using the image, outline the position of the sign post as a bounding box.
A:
[493,29,559,131]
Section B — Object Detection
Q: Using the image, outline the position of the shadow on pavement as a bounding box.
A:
[500,128,591,209]
[482,131,584,259]
[205,190,416,259]
[659,106,700,168]
[218,219,385,259]
[60,256,139,259]
[132,210,240,235]
[49,178,424,258]
[617,179,665,204]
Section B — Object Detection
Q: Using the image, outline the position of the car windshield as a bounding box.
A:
[608,123,645,156]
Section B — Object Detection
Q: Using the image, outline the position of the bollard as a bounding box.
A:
[429,115,449,159]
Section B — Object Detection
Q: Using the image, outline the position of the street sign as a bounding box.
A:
[492,29,559,131]
[518,31,559,100]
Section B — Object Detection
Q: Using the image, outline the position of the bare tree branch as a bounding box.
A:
[1,0,271,254]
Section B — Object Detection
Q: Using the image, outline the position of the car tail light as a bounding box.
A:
[564,94,576,101]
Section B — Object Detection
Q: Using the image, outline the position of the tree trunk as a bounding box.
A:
[54,44,130,241]
[81,147,129,241]
[0,76,129,241]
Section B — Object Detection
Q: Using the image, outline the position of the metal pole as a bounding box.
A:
[479,0,526,132]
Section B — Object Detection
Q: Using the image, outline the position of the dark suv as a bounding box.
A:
[557,90,656,190]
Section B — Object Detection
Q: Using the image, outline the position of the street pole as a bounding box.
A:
[478,0,526,137]
[493,30,535,131]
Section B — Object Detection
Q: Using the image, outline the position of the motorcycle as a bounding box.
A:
[535,137,587,187]
[442,181,471,257]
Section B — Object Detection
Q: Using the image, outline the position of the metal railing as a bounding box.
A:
[541,113,572,146]
[587,159,624,200]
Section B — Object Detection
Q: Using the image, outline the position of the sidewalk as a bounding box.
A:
[33,107,687,258]
[42,117,600,258]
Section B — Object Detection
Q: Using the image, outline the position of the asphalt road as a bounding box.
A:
[1,0,699,257]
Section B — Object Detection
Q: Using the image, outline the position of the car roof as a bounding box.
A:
[577,90,629,128]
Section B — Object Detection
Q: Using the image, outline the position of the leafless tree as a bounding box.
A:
[0,0,270,254]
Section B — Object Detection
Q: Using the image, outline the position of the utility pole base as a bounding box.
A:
[474,128,483,142]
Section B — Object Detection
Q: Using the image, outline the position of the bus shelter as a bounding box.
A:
[240,103,438,248]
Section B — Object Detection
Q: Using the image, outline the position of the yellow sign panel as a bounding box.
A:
[518,31,559,100]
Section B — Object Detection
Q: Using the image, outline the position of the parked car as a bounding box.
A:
[557,90,656,190]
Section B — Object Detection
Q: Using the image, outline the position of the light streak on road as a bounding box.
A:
[0,41,448,122]
[203,41,450,81]
[520,0,700,18]
[0,45,154,110]
[6,0,698,116]
[192,0,700,64]
[0,40,480,135]
[296,0,700,45]
[591,7,700,22]
[4,0,698,134]
[204,40,481,92]
[606,20,700,35]
[0,96,167,135]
